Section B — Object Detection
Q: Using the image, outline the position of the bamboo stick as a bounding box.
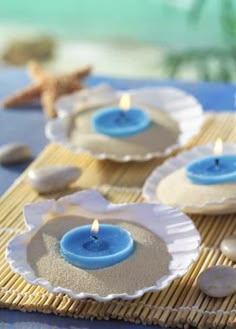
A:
[190,254,229,328]
[173,249,220,325]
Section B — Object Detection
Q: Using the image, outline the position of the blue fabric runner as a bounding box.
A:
[0,67,235,327]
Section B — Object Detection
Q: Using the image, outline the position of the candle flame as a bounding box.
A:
[119,93,130,112]
[91,219,99,234]
[214,138,223,156]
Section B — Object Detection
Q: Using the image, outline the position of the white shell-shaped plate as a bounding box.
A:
[6,189,200,301]
[45,84,205,162]
[143,143,236,214]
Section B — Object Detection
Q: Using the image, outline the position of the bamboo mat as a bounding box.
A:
[1,113,236,329]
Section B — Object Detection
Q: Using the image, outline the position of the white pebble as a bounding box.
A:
[220,235,236,261]
[28,165,81,193]
[198,265,236,298]
[0,143,31,164]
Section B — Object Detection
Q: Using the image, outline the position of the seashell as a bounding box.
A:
[6,189,200,301]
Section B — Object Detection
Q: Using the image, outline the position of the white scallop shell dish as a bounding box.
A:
[45,84,205,162]
[6,189,200,301]
[143,143,236,215]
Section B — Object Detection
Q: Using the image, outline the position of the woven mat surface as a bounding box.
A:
[1,113,236,329]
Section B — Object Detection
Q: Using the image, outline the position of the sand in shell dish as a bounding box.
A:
[143,144,236,215]
[6,189,200,301]
[46,86,204,162]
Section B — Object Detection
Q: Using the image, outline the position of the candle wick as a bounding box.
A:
[114,111,127,124]
[92,235,98,241]
[215,158,220,167]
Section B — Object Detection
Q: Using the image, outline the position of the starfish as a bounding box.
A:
[2,61,92,118]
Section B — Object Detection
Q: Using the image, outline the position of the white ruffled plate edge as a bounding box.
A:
[45,85,205,162]
[6,189,201,301]
[143,143,236,214]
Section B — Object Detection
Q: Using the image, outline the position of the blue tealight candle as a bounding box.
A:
[186,139,236,185]
[60,219,135,269]
[92,93,150,137]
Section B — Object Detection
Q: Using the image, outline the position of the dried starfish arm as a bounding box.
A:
[67,65,92,81]
[60,79,83,94]
[2,61,92,117]
[2,84,41,108]
[41,89,58,118]
[70,81,84,92]
[27,61,50,82]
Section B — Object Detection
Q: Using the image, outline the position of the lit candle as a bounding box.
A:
[60,219,135,269]
[214,137,222,167]
[92,93,151,137]
[186,138,236,184]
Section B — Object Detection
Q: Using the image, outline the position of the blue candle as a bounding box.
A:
[186,140,236,185]
[92,93,150,137]
[186,154,236,185]
[60,219,135,269]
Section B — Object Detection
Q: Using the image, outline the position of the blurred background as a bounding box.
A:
[0,0,236,80]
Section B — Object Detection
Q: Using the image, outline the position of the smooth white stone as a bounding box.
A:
[220,235,236,261]
[28,165,81,193]
[0,143,31,164]
[198,265,236,298]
